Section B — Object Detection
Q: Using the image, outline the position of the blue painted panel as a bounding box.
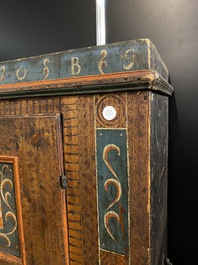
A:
[60,39,149,78]
[96,129,129,255]
[0,39,169,84]
[0,53,60,84]
[0,162,20,257]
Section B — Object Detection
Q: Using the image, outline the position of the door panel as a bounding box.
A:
[0,114,69,265]
[0,156,25,265]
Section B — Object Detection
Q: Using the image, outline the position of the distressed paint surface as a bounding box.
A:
[96,129,128,255]
[0,54,59,85]
[0,39,168,86]
[150,93,168,265]
[0,162,20,257]
[60,39,149,77]
[0,115,69,265]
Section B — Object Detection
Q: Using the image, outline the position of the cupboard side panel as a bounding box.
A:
[150,93,168,265]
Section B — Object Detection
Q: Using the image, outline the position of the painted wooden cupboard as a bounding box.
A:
[0,39,173,265]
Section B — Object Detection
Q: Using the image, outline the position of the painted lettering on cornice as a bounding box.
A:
[0,40,150,84]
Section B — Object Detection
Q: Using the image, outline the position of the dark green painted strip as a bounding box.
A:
[0,162,20,257]
[96,129,129,255]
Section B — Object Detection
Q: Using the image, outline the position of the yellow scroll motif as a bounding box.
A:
[0,66,5,84]
[98,49,107,74]
[122,48,135,70]
[16,65,27,81]
[0,165,17,247]
[103,144,123,243]
[43,58,50,80]
[104,211,120,243]
[0,206,3,229]
[103,144,120,180]
[104,178,122,212]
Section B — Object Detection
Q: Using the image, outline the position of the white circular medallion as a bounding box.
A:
[102,106,116,121]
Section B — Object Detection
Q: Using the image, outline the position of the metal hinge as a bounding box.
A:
[60,174,67,189]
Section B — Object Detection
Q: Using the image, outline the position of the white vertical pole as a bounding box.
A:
[96,0,106,45]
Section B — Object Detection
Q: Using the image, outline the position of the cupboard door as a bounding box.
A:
[0,114,69,265]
